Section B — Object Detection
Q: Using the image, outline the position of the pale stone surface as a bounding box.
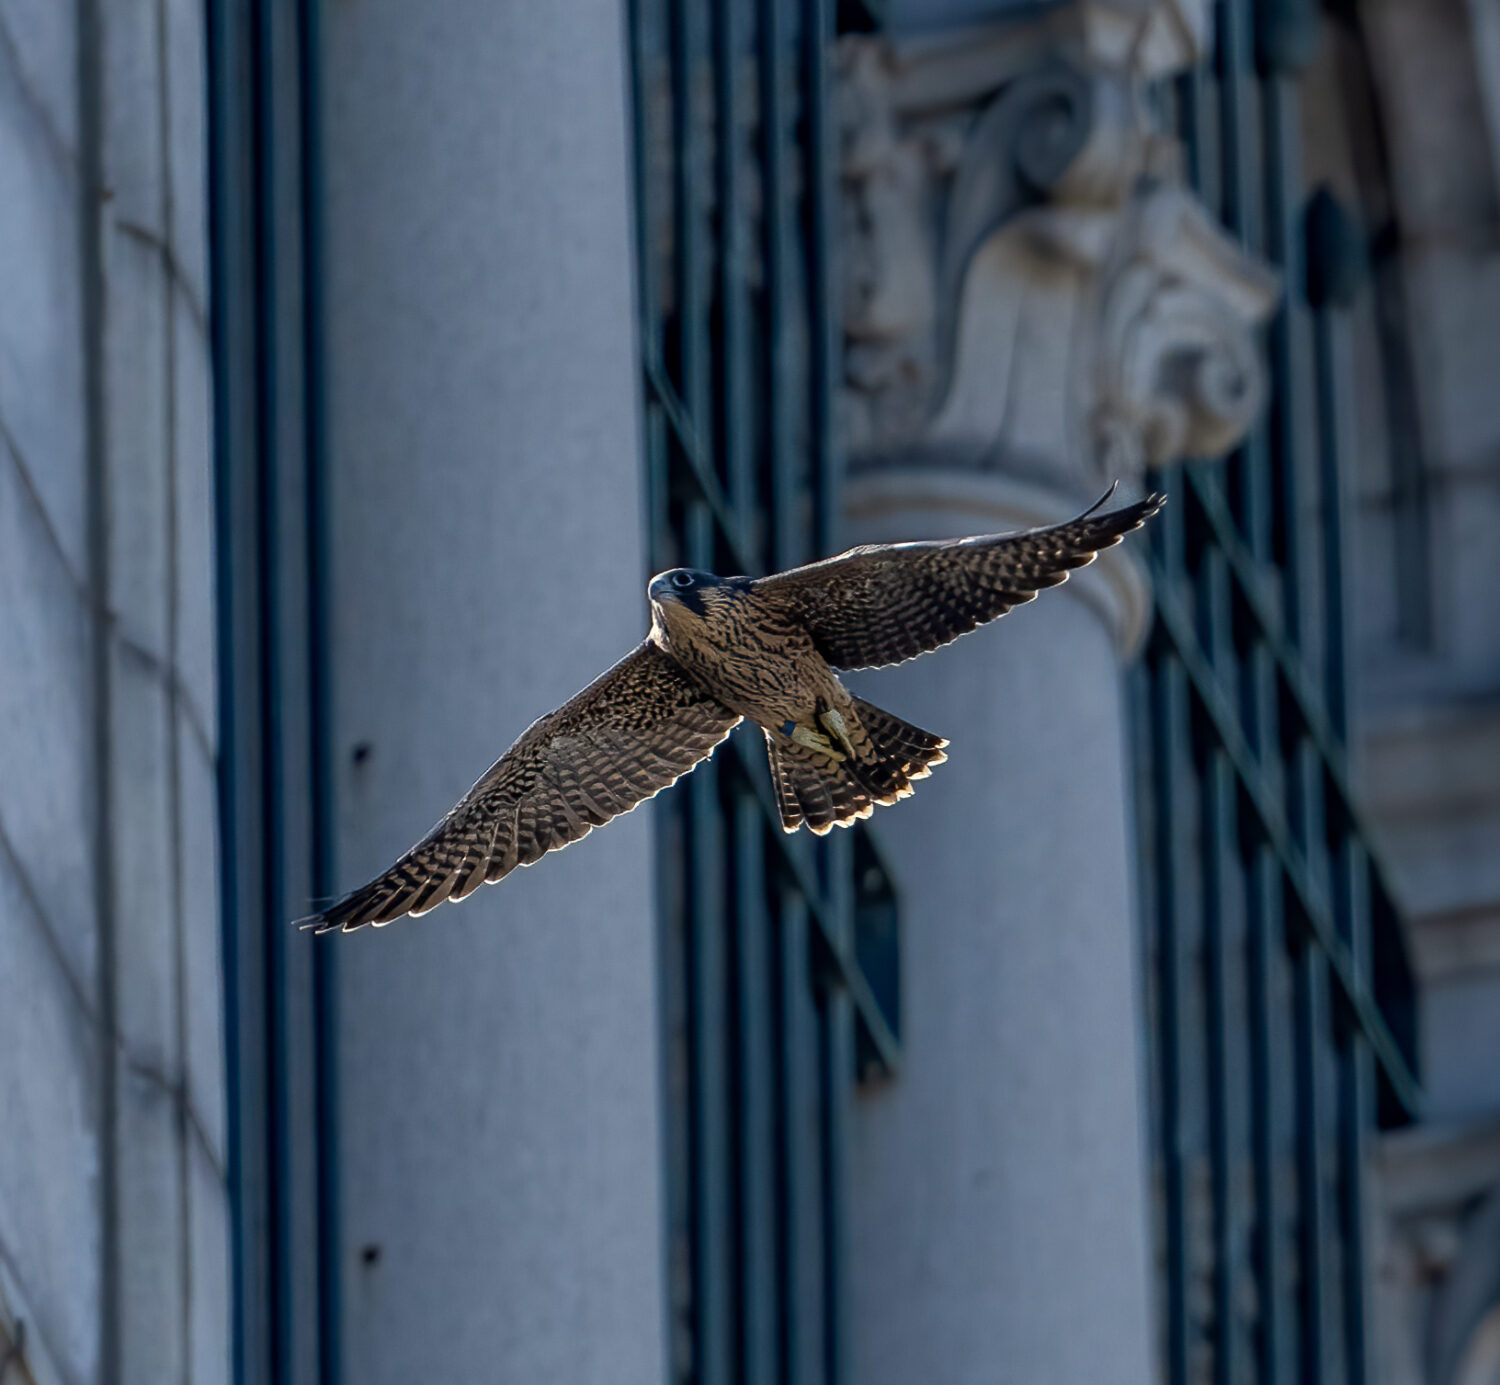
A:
[105,224,173,669]
[114,1064,187,1385]
[1436,466,1500,685]
[0,0,78,158]
[1362,0,1498,241]
[173,303,217,736]
[0,5,228,1384]
[0,437,97,992]
[165,0,208,312]
[1376,1120,1500,1385]
[322,1,667,1381]
[1403,246,1500,477]
[1423,976,1500,1123]
[0,1253,78,1385]
[179,734,226,1167]
[101,0,166,240]
[846,474,1156,1385]
[0,33,86,577]
[0,857,101,1385]
[109,643,178,1074]
[188,1138,232,1385]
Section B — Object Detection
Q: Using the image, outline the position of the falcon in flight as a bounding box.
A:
[299,486,1163,933]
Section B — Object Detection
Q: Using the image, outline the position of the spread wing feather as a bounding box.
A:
[297,641,740,933]
[753,487,1165,671]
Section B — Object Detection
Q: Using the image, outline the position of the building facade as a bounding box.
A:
[0,1,1496,1384]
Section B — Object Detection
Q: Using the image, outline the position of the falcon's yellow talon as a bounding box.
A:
[790,723,846,762]
[819,707,857,760]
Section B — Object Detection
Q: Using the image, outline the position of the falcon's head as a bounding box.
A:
[648,568,751,624]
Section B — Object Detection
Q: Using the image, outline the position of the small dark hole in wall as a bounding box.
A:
[360,1244,381,1267]
[351,741,372,765]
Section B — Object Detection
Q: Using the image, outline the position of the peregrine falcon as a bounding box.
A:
[298,486,1164,933]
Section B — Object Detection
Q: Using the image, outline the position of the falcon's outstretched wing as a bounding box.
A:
[753,486,1165,671]
[298,642,740,933]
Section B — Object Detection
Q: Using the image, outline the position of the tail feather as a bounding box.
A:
[766,697,948,835]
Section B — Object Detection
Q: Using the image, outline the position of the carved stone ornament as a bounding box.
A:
[1090,184,1282,474]
[837,0,1279,494]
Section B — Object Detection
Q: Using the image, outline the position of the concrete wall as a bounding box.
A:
[0,1,226,1382]
[319,2,667,1381]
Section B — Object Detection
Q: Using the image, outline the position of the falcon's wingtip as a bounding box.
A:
[294,911,343,936]
[1081,479,1121,517]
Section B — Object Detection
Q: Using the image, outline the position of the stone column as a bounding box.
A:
[845,470,1156,1385]
[320,4,665,1383]
[836,3,1277,1380]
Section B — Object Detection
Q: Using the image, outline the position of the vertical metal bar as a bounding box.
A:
[687,495,716,572]
[1197,534,1238,1385]
[1336,840,1372,1385]
[779,889,825,1385]
[714,0,756,556]
[1293,936,1329,1385]
[1312,307,1348,738]
[1290,741,1328,1385]
[736,796,778,1385]
[820,987,852,1385]
[760,0,796,570]
[1217,0,1273,553]
[804,0,838,555]
[646,404,673,575]
[1153,655,1192,1385]
[671,0,709,431]
[1247,841,1286,1383]
[1262,74,1307,646]
[628,0,661,367]
[1217,0,1253,240]
[1243,625,1286,1383]
[689,760,733,1385]
[1204,749,1238,1385]
[818,831,853,1385]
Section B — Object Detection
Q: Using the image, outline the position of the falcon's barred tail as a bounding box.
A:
[766,698,948,836]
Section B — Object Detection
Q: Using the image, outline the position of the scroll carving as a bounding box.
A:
[837,0,1279,490]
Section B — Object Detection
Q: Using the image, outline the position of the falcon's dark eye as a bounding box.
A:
[671,571,695,589]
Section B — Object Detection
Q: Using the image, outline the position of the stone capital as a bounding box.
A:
[838,0,1278,497]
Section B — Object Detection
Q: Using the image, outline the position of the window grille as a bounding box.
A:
[1136,4,1421,1384]
[627,1,902,1381]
